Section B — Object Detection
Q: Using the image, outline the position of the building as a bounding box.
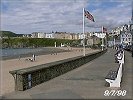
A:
[119,2,133,47]
[38,32,46,38]
[120,24,132,46]
[22,34,31,38]
[45,33,54,38]
[31,32,46,38]
[31,32,39,38]
[87,35,101,46]
[69,33,79,40]
[53,32,79,40]
[64,33,70,39]
[54,32,66,39]
[78,32,91,40]
[111,26,122,36]
[78,33,84,39]
[31,32,54,38]
[93,32,106,39]
[74,34,79,40]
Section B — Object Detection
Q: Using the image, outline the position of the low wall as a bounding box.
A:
[9,50,107,91]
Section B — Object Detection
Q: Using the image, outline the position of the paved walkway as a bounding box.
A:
[120,50,133,99]
[2,48,133,99]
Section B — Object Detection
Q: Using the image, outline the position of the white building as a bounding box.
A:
[45,33,54,38]
[38,32,46,38]
[78,33,84,39]
[120,32,132,46]
[120,24,132,46]
[93,32,106,38]
[111,27,122,35]
[31,32,38,38]
[31,32,45,38]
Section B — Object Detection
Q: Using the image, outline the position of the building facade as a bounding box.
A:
[31,32,38,38]
[120,24,132,46]
[38,32,46,38]
[45,33,54,38]
[93,32,106,39]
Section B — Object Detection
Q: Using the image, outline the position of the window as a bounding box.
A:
[126,38,127,41]
[123,38,124,41]
[128,34,131,37]
[129,38,131,41]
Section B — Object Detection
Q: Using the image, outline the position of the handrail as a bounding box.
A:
[105,50,125,87]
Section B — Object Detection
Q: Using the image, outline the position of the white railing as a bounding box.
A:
[105,50,124,87]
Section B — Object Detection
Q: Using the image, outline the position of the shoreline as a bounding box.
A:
[1,47,71,60]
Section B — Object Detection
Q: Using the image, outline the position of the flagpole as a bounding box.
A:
[113,35,115,49]
[102,26,104,51]
[105,33,107,49]
[83,8,85,56]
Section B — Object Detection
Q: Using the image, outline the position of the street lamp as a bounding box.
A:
[130,23,133,57]
[131,25,133,57]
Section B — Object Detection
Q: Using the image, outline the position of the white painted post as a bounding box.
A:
[102,38,104,51]
[105,34,108,49]
[114,36,115,49]
[55,42,56,47]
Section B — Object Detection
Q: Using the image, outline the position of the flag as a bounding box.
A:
[84,9,95,22]
[102,26,107,33]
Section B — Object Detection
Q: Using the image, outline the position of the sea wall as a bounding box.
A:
[9,49,107,91]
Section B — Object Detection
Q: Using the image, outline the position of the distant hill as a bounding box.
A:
[1,31,23,37]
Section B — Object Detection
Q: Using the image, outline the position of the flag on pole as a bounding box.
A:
[84,9,95,22]
[102,26,107,33]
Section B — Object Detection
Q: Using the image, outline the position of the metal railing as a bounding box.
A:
[105,50,125,87]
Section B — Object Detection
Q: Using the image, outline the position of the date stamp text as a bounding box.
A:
[104,90,127,96]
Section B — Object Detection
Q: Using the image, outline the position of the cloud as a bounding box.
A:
[1,0,132,34]
[87,0,132,31]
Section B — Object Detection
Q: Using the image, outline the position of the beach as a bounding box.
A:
[0,47,100,95]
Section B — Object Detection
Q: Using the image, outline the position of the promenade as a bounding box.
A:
[3,48,133,99]
[0,47,99,96]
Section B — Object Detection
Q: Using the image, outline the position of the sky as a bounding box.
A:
[1,0,133,34]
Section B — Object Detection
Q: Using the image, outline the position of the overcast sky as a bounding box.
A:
[1,0,132,34]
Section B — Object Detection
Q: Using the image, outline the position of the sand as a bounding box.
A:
[0,47,100,95]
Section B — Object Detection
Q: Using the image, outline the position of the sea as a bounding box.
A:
[0,47,66,60]
[0,48,43,57]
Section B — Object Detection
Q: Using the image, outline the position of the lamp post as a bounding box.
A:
[132,37,133,57]
[131,26,133,57]
[131,1,133,57]
[113,35,116,49]
[129,23,133,57]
